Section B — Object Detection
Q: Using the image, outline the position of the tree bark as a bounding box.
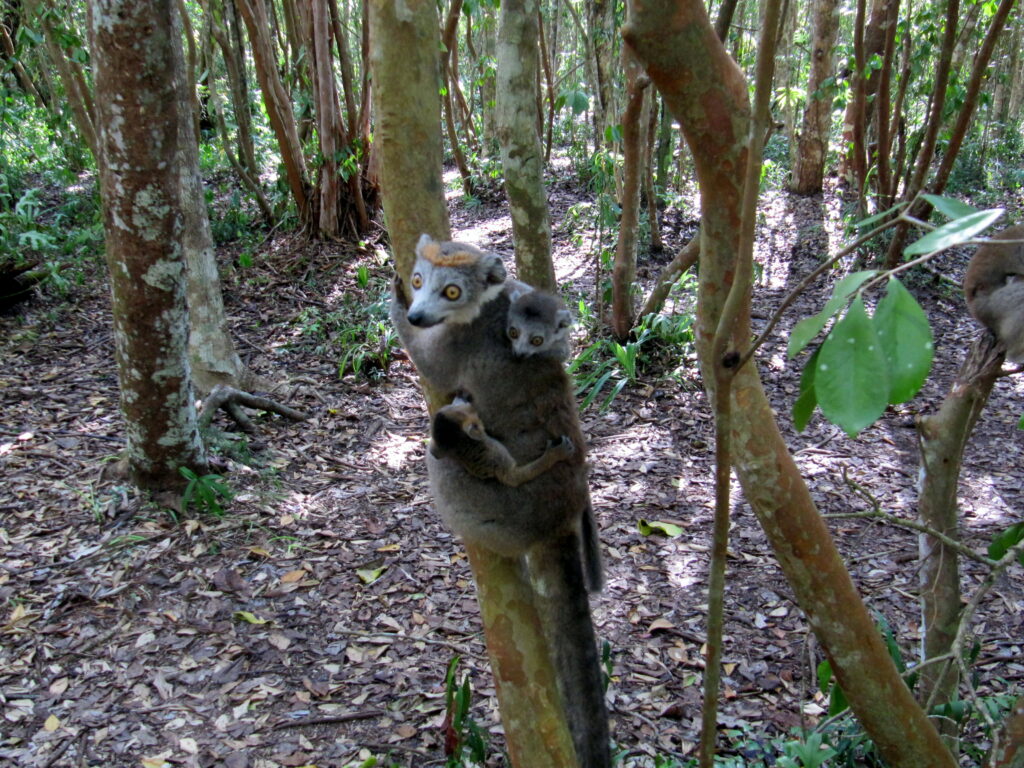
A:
[371,6,579,764]
[623,3,956,765]
[789,0,840,195]
[611,47,649,339]
[496,0,556,290]
[916,334,1003,720]
[90,0,206,493]
[236,0,312,227]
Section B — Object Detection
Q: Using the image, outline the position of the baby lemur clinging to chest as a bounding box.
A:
[963,224,1024,362]
[391,234,610,768]
[431,396,576,486]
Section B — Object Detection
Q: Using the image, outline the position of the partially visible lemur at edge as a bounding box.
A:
[964,224,1024,362]
[391,234,610,768]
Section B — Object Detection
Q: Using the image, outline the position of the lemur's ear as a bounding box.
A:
[416,234,440,262]
[480,252,507,285]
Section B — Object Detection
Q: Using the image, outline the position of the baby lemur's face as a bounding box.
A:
[506,290,572,360]
[405,234,506,327]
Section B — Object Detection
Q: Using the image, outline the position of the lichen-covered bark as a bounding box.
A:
[496,0,556,290]
[623,2,955,765]
[90,0,206,492]
[171,2,251,396]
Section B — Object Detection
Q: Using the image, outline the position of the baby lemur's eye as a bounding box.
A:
[530,336,544,346]
[508,327,520,339]
[444,284,462,301]
[411,273,423,289]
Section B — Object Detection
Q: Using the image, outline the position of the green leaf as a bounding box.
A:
[988,522,1024,563]
[793,347,820,432]
[903,208,1004,256]
[233,611,269,625]
[815,297,890,437]
[852,200,909,229]
[873,278,934,404]
[356,565,388,584]
[637,519,684,537]
[922,194,978,220]
[788,271,878,358]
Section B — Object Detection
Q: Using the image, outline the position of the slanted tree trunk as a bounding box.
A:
[369,6,577,766]
[496,0,556,290]
[236,0,312,227]
[623,3,956,765]
[884,0,1015,267]
[90,0,206,493]
[790,0,840,195]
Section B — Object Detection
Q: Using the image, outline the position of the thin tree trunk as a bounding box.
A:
[236,0,311,226]
[643,89,663,252]
[883,0,960,267]
[916,334,1003,722]
[624,3,956,765]
[496,0,556,289]
[789,0,840,195]
[611,47,649,340]
[90,0,206,492]
[369,7,577,766]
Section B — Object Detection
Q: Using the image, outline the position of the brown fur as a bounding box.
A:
[964,225,1024,362]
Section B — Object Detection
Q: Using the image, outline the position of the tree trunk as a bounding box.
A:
[789,0,840,195]
[883,0,959,267]
[611,47,649,340]
[171,1,257,396]
[370,6,578,765]
[496,0,556,290]
[236,0,312,227]
[623,3,956,765]
[916,334,1003,721]
[90,0,206,493]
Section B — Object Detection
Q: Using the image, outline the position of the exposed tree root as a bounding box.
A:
[198,384,310,433]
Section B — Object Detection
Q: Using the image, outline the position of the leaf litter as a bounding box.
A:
[1,179,1022,767]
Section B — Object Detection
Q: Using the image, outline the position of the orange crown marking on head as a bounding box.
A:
[422,244,483,267]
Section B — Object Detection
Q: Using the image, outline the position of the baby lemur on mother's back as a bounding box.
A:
[391,234,609,768]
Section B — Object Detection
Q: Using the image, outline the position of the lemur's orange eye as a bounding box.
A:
[444,284,461,301]
[508,327,520,339]
[411,273,423,289]
[530,336,544,346]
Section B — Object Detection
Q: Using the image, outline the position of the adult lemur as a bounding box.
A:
[391,234,609,767]
[964,225,1024,362]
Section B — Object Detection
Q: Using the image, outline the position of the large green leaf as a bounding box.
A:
[815,297,890,437]
[792,346,820,432]
[922,194,977,220]
[874,278,934,404]
[904,208,1004,256]
[787,270,878,358]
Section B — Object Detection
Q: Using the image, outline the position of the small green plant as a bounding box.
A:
[442,656,488,767]
[179,466,234,516]
[569,310,695,411]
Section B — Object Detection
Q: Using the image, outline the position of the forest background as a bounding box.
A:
[0,0,1023,766]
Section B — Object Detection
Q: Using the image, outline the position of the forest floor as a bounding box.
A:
[2,168,1023,768]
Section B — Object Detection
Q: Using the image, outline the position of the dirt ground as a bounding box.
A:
[2,176,1022,767]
